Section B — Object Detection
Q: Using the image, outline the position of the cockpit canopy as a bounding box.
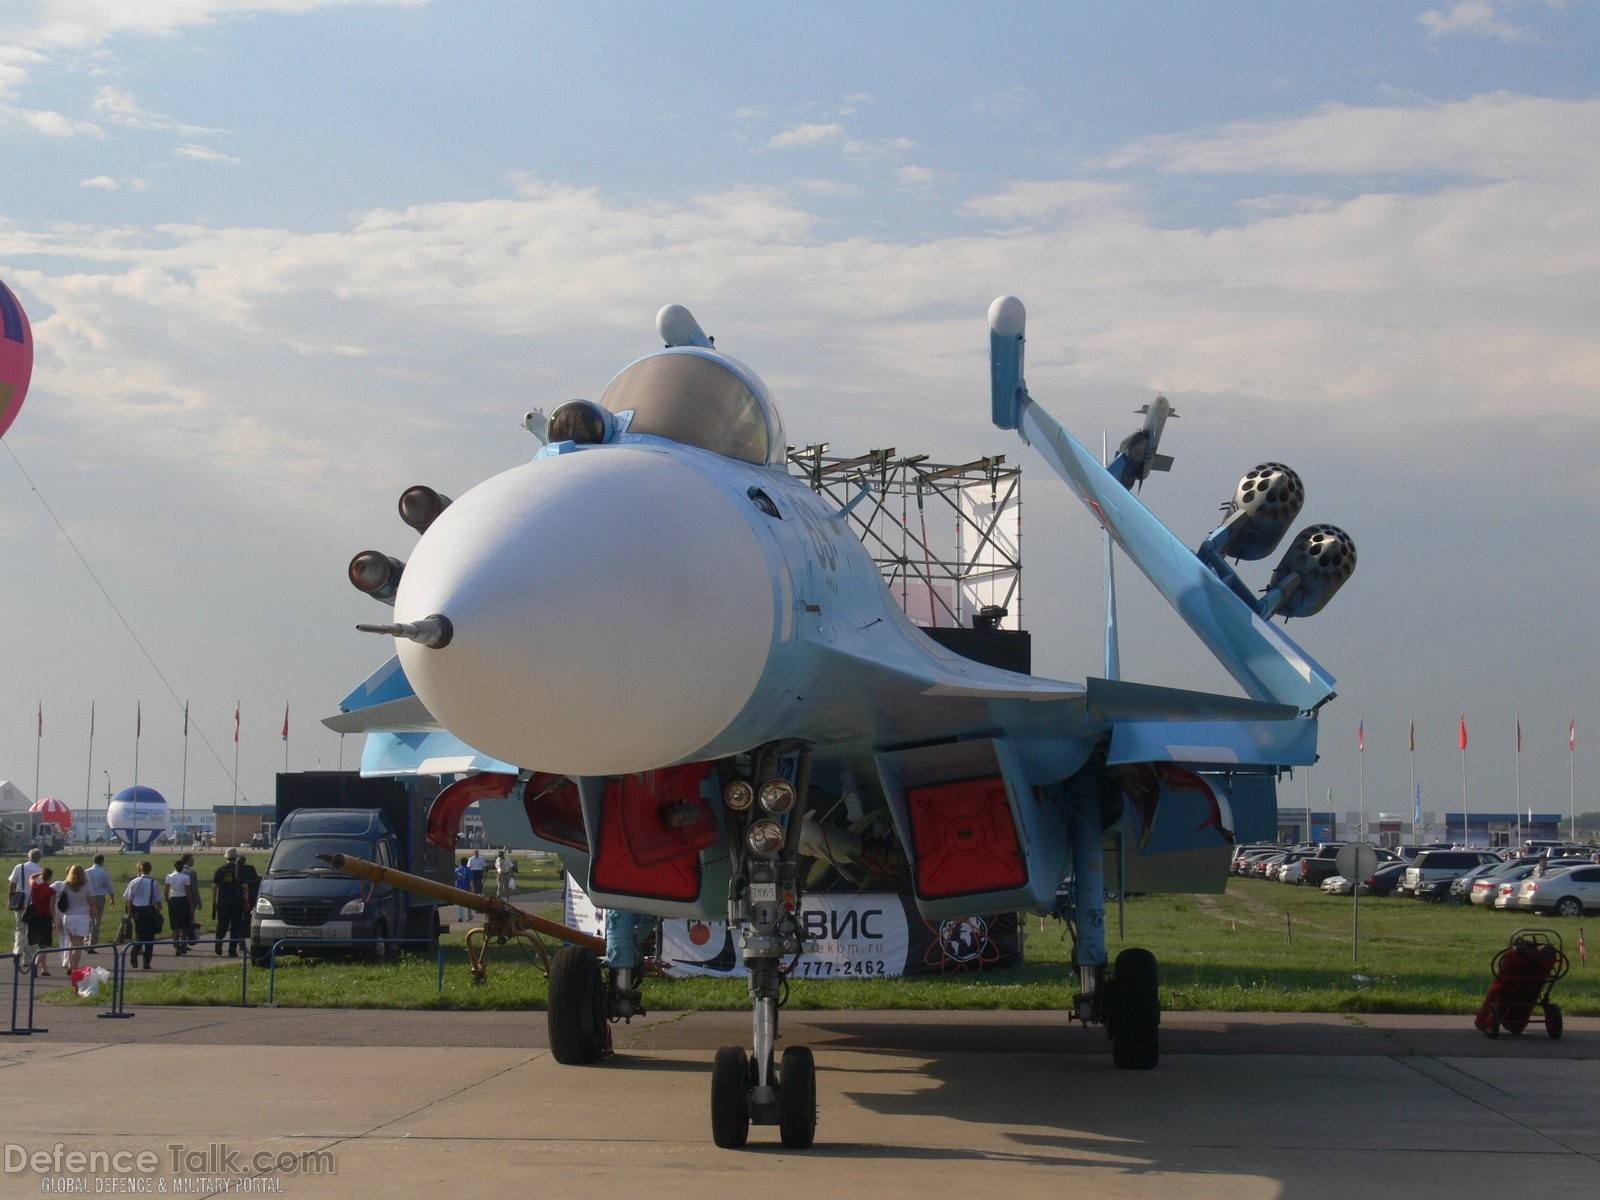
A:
[599,348,786,466]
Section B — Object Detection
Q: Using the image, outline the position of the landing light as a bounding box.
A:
[746,819,784,858]
[724,780,755,812]
[758,778,796,815]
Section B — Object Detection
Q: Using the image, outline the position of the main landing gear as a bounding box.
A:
[711,744,818,1149]
[546,911,650,1065]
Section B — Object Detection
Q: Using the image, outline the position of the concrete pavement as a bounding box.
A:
[2,994,1596,1199]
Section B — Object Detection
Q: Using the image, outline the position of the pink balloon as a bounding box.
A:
[0,276,34,439]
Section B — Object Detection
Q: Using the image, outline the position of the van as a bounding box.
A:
[1401,849,1500,900]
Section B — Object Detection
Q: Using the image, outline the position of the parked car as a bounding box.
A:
[1277,857,1308,884]
[1469,860,1541,906]
[1321,874,1354,895]
[1298,843,1349,888]
[1401,849,1501,900]
[1515,864,1600,917]
[1357,861,1409,897]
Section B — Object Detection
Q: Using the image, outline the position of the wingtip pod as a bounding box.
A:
[988,295,1027,430]
[0,276,34,439]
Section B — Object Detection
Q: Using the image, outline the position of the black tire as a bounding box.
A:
[547,945,608,1065]
[250,944,272,968]
[1554,896,1582,918]
[711,1045,751,1149]
[778,1045,817,1150]
[368,920,388,964]
[1545,1002,1563,1040]
[1110,948,1160,1070]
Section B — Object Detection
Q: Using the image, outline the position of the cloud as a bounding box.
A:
[766,122,846,150]
[91,85,223,135]
[173,142,240,163]
[79,174,120,189]
[961,180,1136,223]
[1103,92,1600,186]
[1,105,104,137]
[1417,1,1562,44]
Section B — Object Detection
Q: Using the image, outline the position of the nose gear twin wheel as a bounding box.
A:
[710,1044,818,1149]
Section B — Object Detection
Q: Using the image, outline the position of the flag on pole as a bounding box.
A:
[1408,717,1415,752]
[1458,714,1468,750]
[37,702,42,737]
[183,702,189,736]
[89,701,94,736]
[1571,717,1576,752]
[281,703,289,741]
[1358,717,1364,752]
[233,704,240,744]
[136,701,141,738]
[1414,783,1422,829]
[1516,718,1522,754]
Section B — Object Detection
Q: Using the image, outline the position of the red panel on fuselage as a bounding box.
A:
[907,776,1028,899]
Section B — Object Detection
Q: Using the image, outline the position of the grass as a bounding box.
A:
[47,876,1599,1016]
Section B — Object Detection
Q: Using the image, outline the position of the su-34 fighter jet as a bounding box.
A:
[329,296,1355,1149]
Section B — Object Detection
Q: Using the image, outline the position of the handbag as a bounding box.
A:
[57,889,69,912]
[115,914,133,944]
[6,891,21,912]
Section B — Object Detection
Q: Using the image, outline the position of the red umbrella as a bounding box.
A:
[30,796,72,835]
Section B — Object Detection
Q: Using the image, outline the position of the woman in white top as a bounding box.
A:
[54,863,94,971]
[163,859,195,956]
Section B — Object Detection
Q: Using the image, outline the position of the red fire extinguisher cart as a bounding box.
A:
[1474,928,1569,1039]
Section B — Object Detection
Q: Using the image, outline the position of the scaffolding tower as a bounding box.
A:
[787,445,1023,631]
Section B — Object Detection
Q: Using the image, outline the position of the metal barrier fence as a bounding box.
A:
[4,934,446,1029]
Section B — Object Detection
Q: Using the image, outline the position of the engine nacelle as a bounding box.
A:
[348,550,405,604]
[1217,463,1304,561]
[1265,524,1355,618]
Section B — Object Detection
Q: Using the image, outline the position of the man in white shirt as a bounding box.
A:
[466,849,487,895]
[85,853,115,951]
[8,848,43,960]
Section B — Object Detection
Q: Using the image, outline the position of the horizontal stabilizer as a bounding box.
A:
[1150,453,1173,472]
[1086,677,1299,723]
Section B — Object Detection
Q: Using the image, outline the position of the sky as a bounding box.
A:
[2,0,1598,837]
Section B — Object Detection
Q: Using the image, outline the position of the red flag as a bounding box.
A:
[1458,714,1468,750]
[234,704,240,744]
[281,703,289,741]
[1571,717,1576,752]
[1357,717,1364,752]
[37,702,42,737]
[1516,718,1522,754]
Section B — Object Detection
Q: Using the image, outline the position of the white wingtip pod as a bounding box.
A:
[988,294,1026,338]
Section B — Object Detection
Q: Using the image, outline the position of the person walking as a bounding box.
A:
[25,865,56,975]
[180,852,203,948]
[84,853,115,952]
[453,857,473,922]
[54,864,94,972]
[466,848,487,895]
[494,849,517,897]
[123,861,163,969]
[164,858,196,955]
[8,847,43,966]
[211,848,247,957]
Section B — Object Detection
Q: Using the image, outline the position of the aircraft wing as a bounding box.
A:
[322,654,442,734]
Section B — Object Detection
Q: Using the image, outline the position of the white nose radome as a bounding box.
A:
[393,447,776,776]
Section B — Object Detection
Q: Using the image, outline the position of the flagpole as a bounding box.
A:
[232,701,240,846]
[1514,713,1522,848]
[1357,717,1365,842]
[34,701,42,804]
[85,702,95,842]
[1408,715,1416,841]
[1570,717,1577,839]
[1459,714,1468,847]
[134,701,141,790]
[181,702,190,815]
